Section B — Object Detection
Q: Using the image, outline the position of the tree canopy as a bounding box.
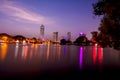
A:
[93,0,120,47]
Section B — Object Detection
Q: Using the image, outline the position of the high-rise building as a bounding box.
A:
[67,32,71,41]
[53,32,58,42]
[40,24,45,41]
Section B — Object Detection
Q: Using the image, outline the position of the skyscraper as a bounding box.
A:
[67,32,71,41]
[40,24,45,41]
[53,32,58,42]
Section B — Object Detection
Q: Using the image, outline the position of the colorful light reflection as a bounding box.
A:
[15,45,19,58]
[22,46,28,60]
[92,45,103,69]
[98,46,103,70]
[0,43,8,61]
[92,46,97,65]
[79,47,83,69]
[46,44,50,60]
[63,45,67,55]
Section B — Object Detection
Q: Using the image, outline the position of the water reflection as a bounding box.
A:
[30,44,33,59]
[79,47,83,69]
[35,44,38,55]
[15,44,19,58]
[98,46,103,69]
[92,45,97,65]
[22,45,28,60]
[57,45,61,60]
[53,44,61,61]
[63,45,67,55]
[0,43,120,77]
[0,43,8,61]
[46,44,50,60]
[92,45,103,69]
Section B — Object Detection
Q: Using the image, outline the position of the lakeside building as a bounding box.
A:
[67,32,71,41]
[53,32,58,42]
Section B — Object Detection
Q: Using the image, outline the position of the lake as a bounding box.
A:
[0,43,120,79]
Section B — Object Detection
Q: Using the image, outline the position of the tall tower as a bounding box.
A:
[40,24,45,41]
[53,32,58,42]
[67,32,71,41]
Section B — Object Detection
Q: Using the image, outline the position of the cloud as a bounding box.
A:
[0,0,55,25]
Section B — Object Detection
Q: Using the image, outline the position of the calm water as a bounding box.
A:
[0,43,120,79]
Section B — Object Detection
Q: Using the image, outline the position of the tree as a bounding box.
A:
[60,39,67,45]
[13,35,26,41]
[74,36,89,46]
[93,0,120,48]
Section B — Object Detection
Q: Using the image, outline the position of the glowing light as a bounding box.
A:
[92,46,97,65]
[24,46,28,59]
[21,45,28,60]
[0,43,8,61]
[80,32,83,35]
[46,44,50,60]
[16,40,19,46]
[2,36,8,42]
[95,43,98,46]
[30,44,34,59]
[0,40,4,43]
[98,47,103,65]
[15,45,19,58]
[57,45,61,60]
[22,46,25,58]
[92,45,103,70]
[16,40,19,43]
[23,40,26,45]
[79,47,83,69]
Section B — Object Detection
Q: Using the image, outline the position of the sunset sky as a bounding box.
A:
[0,0,101,41]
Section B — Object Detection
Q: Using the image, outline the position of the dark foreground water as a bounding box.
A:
[0,43,120,79]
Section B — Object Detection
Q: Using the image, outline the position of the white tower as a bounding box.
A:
[40,24,45,41]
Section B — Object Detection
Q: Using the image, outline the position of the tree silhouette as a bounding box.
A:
[60,39,67,45]
[93,0,120,48]
[13,35,26,41]
[74,36,89,46]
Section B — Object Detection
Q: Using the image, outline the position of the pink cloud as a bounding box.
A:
[0,0,55,25]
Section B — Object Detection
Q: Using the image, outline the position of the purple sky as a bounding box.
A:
[0,0,101,41]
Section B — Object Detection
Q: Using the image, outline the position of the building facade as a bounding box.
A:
[67,32,71,41]
[40,24,45,41]
[53,32,58,42]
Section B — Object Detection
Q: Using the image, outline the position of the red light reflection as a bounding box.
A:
[92,45,103,70]
[98,46,103,70]
[92,46,97,65]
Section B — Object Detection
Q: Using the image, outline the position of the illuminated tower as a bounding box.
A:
[67,32,71,41]
[53,32,58,42]
[40,24,45,41]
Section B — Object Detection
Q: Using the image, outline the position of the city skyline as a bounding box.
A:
[0,0,101,41]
